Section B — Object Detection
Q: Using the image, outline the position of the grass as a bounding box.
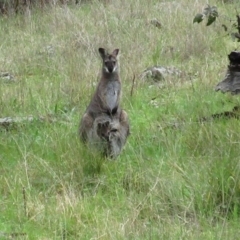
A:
[1,0,240,239]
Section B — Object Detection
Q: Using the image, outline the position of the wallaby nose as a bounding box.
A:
[105,61,115,73]
[108,66,114,73]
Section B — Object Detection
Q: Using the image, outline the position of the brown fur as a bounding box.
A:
[79,48,130,158]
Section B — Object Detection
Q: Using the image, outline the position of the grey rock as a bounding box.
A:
[140,66,182,82]
[0,72,16,83]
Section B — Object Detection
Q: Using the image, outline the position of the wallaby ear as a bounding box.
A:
[98,48,106,59]
[112,49,119,57]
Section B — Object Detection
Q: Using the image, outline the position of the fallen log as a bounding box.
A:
[0,114,68,130]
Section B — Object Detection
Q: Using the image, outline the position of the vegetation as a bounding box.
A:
[0,0,240,239]
[194,3,240,42]
[0,0,77,15]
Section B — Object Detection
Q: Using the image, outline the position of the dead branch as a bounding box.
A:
[130,74,136,97]
[0,114,69,129]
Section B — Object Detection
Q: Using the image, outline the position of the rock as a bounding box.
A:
[140,66,183,82]
[149,18,162,29]
[0,72,16,83]
[38,45,55,57]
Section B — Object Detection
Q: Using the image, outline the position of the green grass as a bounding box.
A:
[1,0,240,239]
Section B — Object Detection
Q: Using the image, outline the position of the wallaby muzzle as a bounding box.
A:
[105,61,115,73]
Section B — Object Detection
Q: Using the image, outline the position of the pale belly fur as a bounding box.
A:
[104,81,120,111]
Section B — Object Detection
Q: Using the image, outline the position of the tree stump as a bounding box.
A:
[215,51,240,94]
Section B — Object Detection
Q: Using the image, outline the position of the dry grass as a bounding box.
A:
[1,0,240,239]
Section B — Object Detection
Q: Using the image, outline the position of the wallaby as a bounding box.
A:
[79,48,130,158]
[79,47,122,142]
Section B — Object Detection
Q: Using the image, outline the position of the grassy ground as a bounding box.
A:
[1,0,240,239]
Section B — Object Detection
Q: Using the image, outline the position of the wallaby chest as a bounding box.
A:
[102,80,121,112]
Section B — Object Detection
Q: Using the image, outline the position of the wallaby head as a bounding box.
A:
[97,119,111,141]
[99,48,119,73]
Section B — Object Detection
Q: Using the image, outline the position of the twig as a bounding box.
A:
[189,76,195,92]
[23,187,27,218]
[130,74,136,97]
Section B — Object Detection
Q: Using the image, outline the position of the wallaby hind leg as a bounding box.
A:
[107,110,130,158]
[79,113,94,143]
[108,128,122,158]
[119,109,130,138]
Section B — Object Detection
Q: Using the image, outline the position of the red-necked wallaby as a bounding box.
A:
[79,48,130,158]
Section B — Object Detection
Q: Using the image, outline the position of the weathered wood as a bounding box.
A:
[0,116,34,124]
[215,51,240,94]
[0,114,64,129]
